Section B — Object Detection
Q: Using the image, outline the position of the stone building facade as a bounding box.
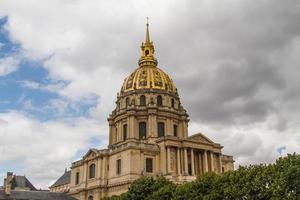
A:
[51,23,234,200]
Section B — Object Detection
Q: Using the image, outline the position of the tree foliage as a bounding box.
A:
[104,153,300,200]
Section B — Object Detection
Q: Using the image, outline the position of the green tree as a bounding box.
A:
[102,154,300,200]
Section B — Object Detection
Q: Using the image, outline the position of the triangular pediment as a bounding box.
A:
[83,148,99,160]
[188,133,214,144]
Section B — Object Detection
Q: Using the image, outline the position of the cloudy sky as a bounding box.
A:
[0,0,300,188]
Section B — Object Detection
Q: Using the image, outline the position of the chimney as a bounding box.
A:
[4,172,13,195]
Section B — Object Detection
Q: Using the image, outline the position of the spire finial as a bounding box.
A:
[145,17,150,44]
[139,18,157,67]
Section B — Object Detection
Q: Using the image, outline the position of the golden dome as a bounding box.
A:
[121,21,177,95]
[121,66,177,94]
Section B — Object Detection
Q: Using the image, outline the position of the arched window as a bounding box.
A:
[157,95,163,106]
[88,196,93,200]
[126,97,130,107]
[139,122,147,139]
[89,164,95,179]
[157,122,165,137]
[145,49,149,56]
[123,124,127,141]
[140,95,146,106]
[75,172,80,185]
[171,99,175,108]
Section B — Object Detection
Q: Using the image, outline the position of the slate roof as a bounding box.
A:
[0,190,76,200]
[11,176,37,191]
[50,170,71,188]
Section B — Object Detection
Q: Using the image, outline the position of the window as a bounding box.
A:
[188,163,192,175]
[140,95,146,106]
[88,196,93,200]
[146,158,153,173]
[116,159,121,175]
[157,95,163,106]
[126,97,130,107]
[158,122,165,137]
[89,164,96,179]
[139,122,147,139]
[75,172,80,185]
[123,124,127,141]
[173,125,178,137]
[171,99,175,108]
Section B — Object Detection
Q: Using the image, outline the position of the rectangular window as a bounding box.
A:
[75,172,80,185]
[188,163,192,175]
[139,122,147,139]
[116,159,121,175]
[146,158,153,173]
[123,124,127,141]
[158,122,165,137]
[173,125,178,137]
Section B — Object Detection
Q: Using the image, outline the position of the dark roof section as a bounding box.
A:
[0,190,76,200]
[11,176,37,191]
[50,170,71,188]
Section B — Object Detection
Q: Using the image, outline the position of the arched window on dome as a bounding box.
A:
[140,95,146,106]
[157,95,163,106]
[126,97,130,107]
[171,98,175,108]
[89,164,96,179]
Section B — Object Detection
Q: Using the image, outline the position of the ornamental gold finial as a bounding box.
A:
[138,18,157,67]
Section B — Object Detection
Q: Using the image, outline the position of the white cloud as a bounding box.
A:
[0,111,103,188]
[0,56,19,76]
[20,80,40,90]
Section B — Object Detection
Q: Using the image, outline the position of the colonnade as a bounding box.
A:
[165,147,222,175]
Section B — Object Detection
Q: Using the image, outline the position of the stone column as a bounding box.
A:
[198,153,202,175]
[210,152,215,172]
[191,149,195,175]
[184,148,188,174]
[177,147,181,175]
[167,147,171,173]
[218,154,222,174]
[203,150,208,172]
